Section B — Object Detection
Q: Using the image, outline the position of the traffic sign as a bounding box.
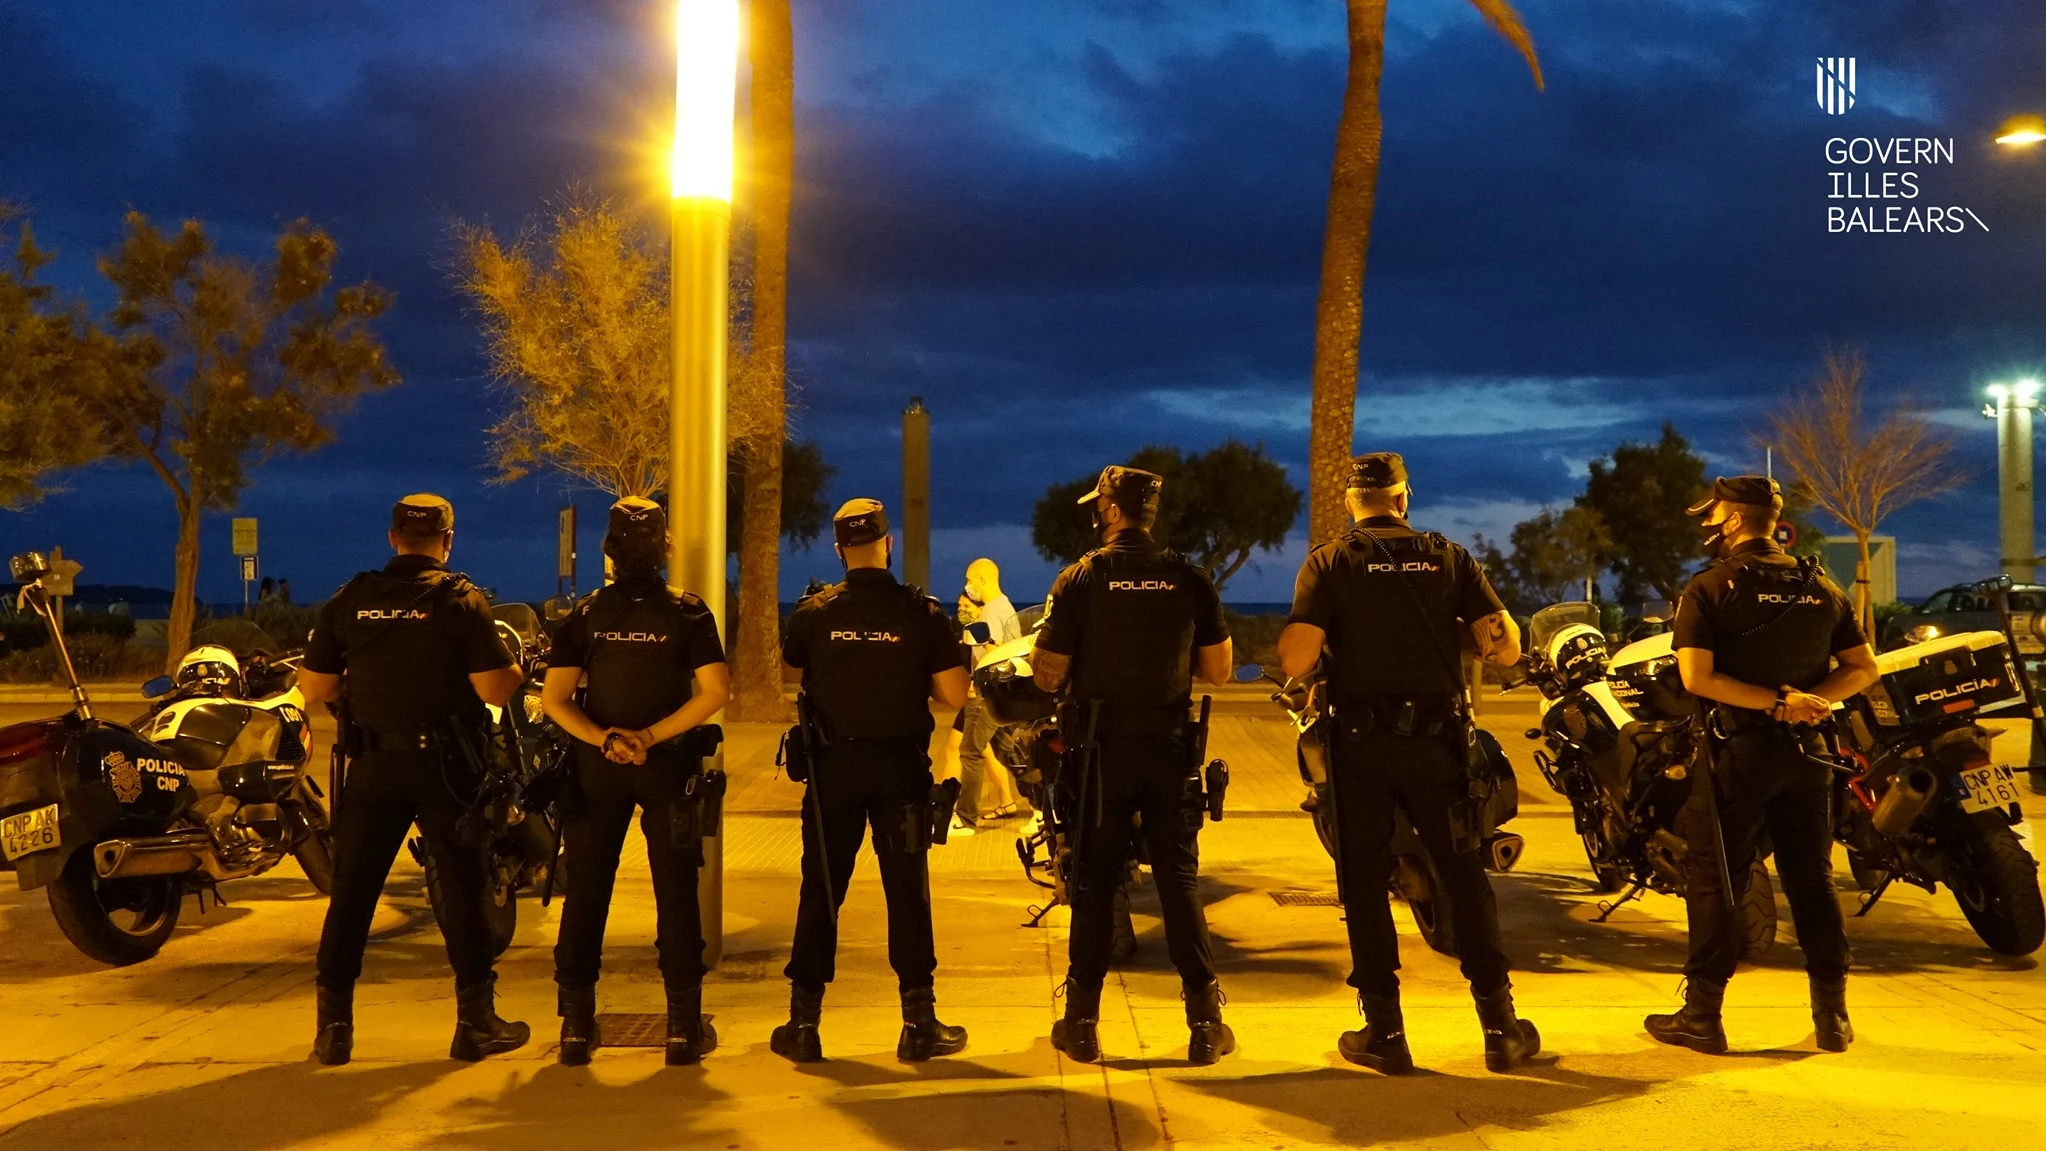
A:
[232,518,259,557]
[557,506,577,582]
[241,555,258,582]
[1773,522,1797,548]
[45,547,82,598]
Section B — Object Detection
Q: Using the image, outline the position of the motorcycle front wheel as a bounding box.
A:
[291,785,336,895]
[422,849,519,958]
[1402,852,1459,958]
[1944,811,2045,957]
[1580,825,1627,894]
[47,848,182,966]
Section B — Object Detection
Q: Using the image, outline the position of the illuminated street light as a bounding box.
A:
[669,0,740,969]
[1996,115,2046,147]
[1985,381,2042,584]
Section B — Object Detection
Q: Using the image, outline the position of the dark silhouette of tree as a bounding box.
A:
[1578,423,1708,604]
[0,206,115,508]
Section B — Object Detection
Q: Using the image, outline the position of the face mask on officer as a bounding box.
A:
[1698,507,1737,557]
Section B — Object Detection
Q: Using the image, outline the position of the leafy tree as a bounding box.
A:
[0,207,114,508]
[1305,0,1542,544]
[1578,423,1708,604]
[725,439,833,552]
[1476,505,1612,611]
[729,0,796,720]
[1030,440,1301,591]
[93,212,398,665]
[1763,350,1961,639]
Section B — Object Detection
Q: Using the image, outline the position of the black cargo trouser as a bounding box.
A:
[785,741,938,993]
[554,744,707,993]
[1333,723,1512,997]
[1680,720,1849,984]
[1067,731,1216,992]
[316,749,496,991]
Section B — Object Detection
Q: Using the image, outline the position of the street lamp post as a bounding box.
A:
[1983,381,2041,584]
[672,0,740,968]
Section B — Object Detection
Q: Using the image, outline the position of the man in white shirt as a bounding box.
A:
[950,558,1025,831]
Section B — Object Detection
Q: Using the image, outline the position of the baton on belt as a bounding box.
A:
[1693,701,1739,914]
[795,693,838,926]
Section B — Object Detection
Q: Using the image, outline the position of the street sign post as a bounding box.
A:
[241,554,259,616]
[233,519,259,617]
[557,505,577,598]
[45,547,82,639]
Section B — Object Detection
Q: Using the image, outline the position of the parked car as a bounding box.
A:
[1881,584,2046,654]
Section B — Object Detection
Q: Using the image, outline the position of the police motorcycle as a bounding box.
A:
[0,552,332,965]
[968,622,1228,953]
[1248,663,1524,957]
[401,602,569,958]
[1825,577,2043,956]
[1523,602,1780,956]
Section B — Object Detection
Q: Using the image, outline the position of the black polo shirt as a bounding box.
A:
[1673,539,1865,691]
[304,554,511,732]
[1287,516,1503,703]
[1035,529,1228,726]
[782,568,961,741]
[550,578,725,730]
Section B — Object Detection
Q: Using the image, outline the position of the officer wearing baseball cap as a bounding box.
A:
[772,498,971,1063]
[1275,453,1539,1074]
[1645,476,1877,1054]
[1034,465,1238,1065]
[298,493,530,1064]
[542,496,730,1066]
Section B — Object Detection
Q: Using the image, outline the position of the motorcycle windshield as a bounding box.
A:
[1530,603,1601,653]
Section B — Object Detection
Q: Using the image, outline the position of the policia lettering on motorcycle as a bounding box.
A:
[298,494,531,1065]
[541,497,730,1066]
[1030,466,1238,1066]
[774,498,972,1063]
[1276,453,1540,1074]
[1645,476,1879,1054]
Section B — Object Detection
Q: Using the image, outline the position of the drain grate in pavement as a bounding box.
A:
[1270,890,1342,907]
[595,1013,667,1047]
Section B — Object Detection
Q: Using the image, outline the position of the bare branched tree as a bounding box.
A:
[1763,350,1963,638]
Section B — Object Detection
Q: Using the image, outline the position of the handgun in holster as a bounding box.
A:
[1187,695,1228,824]
[677,723,728,845]
[329,698,359,819]
[929,776,962,845]
[778,693,826,783]
[1059,699,1104,862]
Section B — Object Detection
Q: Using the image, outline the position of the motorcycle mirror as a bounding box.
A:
[964,621,993,645]
[1234,664,1265,683]
[1639,599,1673,625]
[140,675,175,699]
[542,594,575,623]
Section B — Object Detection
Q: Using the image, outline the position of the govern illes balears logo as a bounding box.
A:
[1817,57,1856,115]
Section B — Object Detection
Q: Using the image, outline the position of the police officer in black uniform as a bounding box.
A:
[1646,476,1878,1054]
[1276,453,1538,1074]
[1033,466,1237,1066]
[299,494,530,1065]
[543,497,729,1066]
[772,498,971,1063]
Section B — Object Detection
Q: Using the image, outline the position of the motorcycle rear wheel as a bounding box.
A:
[1580,828,1627,894]
[1404,852,1459,958]
[1739,859,1777,959]
[47,848,182,966]
[1945,811,2045,957]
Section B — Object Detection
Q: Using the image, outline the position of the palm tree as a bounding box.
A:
[730,0,795,721]
[1305,1,1543,544]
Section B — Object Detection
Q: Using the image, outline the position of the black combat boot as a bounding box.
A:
[450,977,532,1062]
[769,984,824,1063]
[1185,980,1237,1066]
[896,986,968,1062]
[1474,984,1542,1072]
[666,984,718,1066]
[1050,979,1102,1064]
[1644,977,1729,1055]
[557,985,596,1066]
[1810,975,1853,1053]
[313,983,354,1066]
[1338,992,1413,1075]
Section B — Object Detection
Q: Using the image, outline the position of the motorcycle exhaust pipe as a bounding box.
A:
[93,830,212,879]
[1484,831,1526,873]
[1872,766,1938,836]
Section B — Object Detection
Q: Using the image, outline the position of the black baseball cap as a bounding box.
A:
[833,498,890,547]
[1076,466,1163,512]
[607,496,666,543]
[392,493,454,536]
[1687,475,1781,515]
[1348,452,1408,491]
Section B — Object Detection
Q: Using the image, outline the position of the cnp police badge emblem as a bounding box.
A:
[105,750,143,803]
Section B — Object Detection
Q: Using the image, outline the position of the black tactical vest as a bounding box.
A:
[1698,551,1842,690]
[576,581,715,731]
[326,561,488,733]
[1068,539,1203,724]
[799,572,941,742]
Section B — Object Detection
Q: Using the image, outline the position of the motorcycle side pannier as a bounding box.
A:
[1861,631,2022,729]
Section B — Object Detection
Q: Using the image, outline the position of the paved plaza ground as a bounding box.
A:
[2,693,2043,1149]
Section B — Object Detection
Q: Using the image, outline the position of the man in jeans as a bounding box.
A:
[950,558,1025,832]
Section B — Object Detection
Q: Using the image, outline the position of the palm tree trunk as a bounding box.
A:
[730,0,794,723]
[167,492,202,670]
[1306,0,1388,545]
[1855,530,1875,643]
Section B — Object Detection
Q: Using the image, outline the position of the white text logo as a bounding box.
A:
[1108,580,1175,592]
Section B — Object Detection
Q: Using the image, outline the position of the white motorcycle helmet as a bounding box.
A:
[174,644,245,699]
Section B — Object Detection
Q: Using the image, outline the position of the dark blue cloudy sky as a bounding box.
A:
[4,0,2044,607]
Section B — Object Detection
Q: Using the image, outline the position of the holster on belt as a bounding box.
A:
[929,776,961,845]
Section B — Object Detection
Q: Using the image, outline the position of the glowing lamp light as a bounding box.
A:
[671,0,741,202]
[2020,379,2043,404]
[1990,383,2010,401]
